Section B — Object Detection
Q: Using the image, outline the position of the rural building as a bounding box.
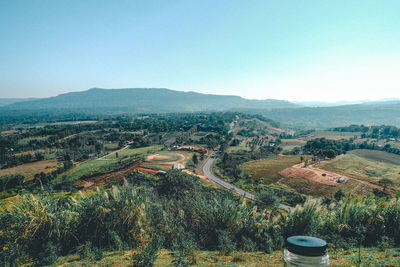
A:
[173,164,181,170]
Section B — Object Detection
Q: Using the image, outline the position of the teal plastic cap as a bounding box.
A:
[285,236,327,256]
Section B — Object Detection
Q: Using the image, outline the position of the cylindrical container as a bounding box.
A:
[284,236,329,266]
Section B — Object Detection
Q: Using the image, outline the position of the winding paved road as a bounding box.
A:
[202,157,292,211]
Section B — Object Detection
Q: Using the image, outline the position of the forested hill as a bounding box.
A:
[0,98,36,107]
[2,88,297,113]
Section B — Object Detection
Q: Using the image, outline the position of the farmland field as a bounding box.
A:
[315,153,400,189]
[349,149,400,165]
[304,130,361,140]
[279,175,371,196]
[0,160,58,179]
[103,145,162,160]
[60,145,163,183]
[280,138,306,152]
[241,155,310,184]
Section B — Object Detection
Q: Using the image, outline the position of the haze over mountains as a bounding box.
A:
[1,88,400,128]
[2,88,297,112]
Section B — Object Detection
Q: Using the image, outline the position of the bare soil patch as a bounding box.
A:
[280,161,390,194]
[74,161,158,189]
[279,163,347,186]
[143,152,192,170]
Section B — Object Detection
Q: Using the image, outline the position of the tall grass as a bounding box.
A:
[0,170,399,265]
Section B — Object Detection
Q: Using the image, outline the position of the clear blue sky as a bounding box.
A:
[1,0,400,101]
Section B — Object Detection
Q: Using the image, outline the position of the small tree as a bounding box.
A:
[334,189,345,202]
[192,154,198,165]
[379,178,393,191]
[255,189,279,209]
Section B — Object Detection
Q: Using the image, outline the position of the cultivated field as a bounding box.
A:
[280,138,306,152]
[60,145,162,183]
[279,162,347,186]
[349,149,400,166]
[74,162,157,189]
[303,130,361,140]
[316,153,400,190]
[240,153,391,196]
[241,155,311,184]
[0,160,58,179]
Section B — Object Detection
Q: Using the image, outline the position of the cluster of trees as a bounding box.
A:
[237,120,269,137]
[0,152,44,169]
[217,147,279,182]
[1,170,399,265]
[0,174,24,191]
[56,134,103,161]
[303,138,356,159]
[332,125,400,140]
[303,137,400,159]
[245,137,270,150]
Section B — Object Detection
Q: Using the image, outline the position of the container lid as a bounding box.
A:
[285,236,327,256]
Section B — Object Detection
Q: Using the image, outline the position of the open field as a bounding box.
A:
[241,155,311,184]
[280,138,306,152]
[279,163,347,186]
[241,154,388,196]
[103,142,119,151]
[349,149,400,165]
[74,161,158,189]
[303,130,361,140]
[141,150,194,170]
[103,145,163,160]
[54,248,400,267]
[278,174,371,197]
[0,160,58,179]
[60,145,162,183]
[316,153,400,190]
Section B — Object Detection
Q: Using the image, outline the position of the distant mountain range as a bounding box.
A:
[294,98,400,107]
[2,88,298,112]
[1,88,400,128]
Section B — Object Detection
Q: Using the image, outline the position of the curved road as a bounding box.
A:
[202,157,292,211]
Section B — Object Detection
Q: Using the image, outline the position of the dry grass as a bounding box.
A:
[349,149,400,166]
[304,130,361,140]
[241,155,311,184]
[0,160,58,179]
[316,153,400,189]
[54,248,400,266]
